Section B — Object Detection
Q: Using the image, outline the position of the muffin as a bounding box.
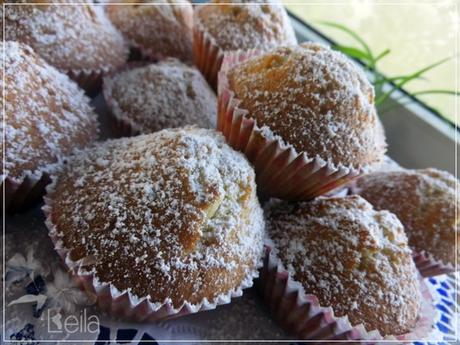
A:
[4,0,127,94]
[194,0,297,89]
[219,42,386,200]
[105,0,193,62]
[103,59,217,137]
[43,127,264,321]
[263,195,430,340]
[1,41,99,212]
[351,168,459,276]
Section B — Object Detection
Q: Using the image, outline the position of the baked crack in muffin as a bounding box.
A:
[44,127,264,320]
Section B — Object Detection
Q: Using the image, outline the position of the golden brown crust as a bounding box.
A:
[4,0,127,72]
[1,41,98,180]
[48,127,264,307]
[266,195,421,336]
[103,59,216,134]
[106,0,193,61]
[353,168,459,266]
[227,42,386,168]
[194,0,297,52]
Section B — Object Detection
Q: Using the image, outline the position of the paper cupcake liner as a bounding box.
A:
[1,173,51,213]
[193,25,225,90]
[216,52,363,201]
[260,244,437,342]
[109,113,140,138]
[67,68,109,97]
[413,250,456,277]
[42,184,261,322]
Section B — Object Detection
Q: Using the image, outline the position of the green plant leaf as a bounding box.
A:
[375,57,452,105]
[374,49,391,63]
[333,44,372,62]
[409,89,459,97]
[319,21,375,63]
[374,75,426,85]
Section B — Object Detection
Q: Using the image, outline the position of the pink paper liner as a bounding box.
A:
[193,24,224,90]
[1,173,51,213]
[260,244,437,342]
[413,250,456,277]
[42,183,261,322]
[217,51,363,201]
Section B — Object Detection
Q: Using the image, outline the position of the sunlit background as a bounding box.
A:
[284,0,458,125]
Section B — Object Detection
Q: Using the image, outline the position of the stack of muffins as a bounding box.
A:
[2,0,457,342]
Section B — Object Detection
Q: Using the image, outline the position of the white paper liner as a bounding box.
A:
[260,242,438,342]
[42,180,262,322]
[217,50,364,201]
[413,250,456,278]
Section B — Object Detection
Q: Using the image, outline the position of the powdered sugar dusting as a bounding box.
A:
[1,41,98,181]
[4,1,127,72]
[228,42,386,168]
[195,0,297,52]
[265,195,421,336]
[103,59,217,133]
[48,127,264,306]
[106,0,193,61]
[353,168,459,266]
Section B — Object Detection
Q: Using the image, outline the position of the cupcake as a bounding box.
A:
[262,195,434,340]
[194,0,297,89]
[43,127,265,321]
[103,59,217,137]
[1,41,99,213]
[105,0,193,62]
[218,42,386,201]
[4,0,127,94]
[351,168,458,277]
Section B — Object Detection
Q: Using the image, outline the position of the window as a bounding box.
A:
[284,1,458,126]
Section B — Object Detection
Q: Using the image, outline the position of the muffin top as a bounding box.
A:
[47,127,264,306]
[4,0,127,72]
[266,195,421,336]
[227,42,386,168]
[195,0,297,52]
[106,0,193,61]
[1,41,98,181]
[353,168,459,266]
[103,59,217,134]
